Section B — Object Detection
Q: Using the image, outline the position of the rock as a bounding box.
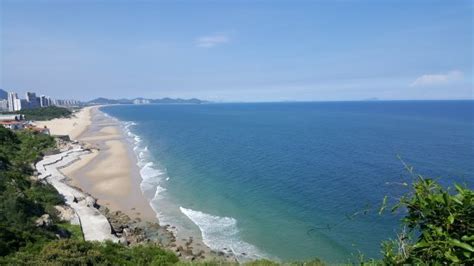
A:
[35,214,52,227]
[193,250,204,257]
[54,205,76,222]
[85,196,96,207]
[118,236,129,245]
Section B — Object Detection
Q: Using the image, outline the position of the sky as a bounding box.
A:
[0,0,472,102]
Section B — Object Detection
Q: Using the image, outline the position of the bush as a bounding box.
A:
[0,127,62,256]
[1,239,179,265]
[380,172,473,264]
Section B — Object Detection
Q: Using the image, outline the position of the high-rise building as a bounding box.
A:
[0,99,8,111]
[39,95,50,107]
[26,92,40,109]
[7,92,20,112]
[14,98,22,111]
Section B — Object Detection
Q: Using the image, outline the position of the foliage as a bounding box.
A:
[245,260,280,266]
[56,223,84,241]
[0,239,179,265]
[0,127,180,265]
[3,106,72,121]
[379,170,473,264]
[0,127,61,256]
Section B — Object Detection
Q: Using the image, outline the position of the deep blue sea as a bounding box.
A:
[101,101,474,263]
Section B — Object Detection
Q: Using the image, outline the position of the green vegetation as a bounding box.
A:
[0,127,61,256]
[0,127,180,265]
[376,169,473,265]
[4,106,73,120]
[56,223,84,241]
[3,239,179,265]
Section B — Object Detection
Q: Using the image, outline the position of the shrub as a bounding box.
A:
[380,172,473,264]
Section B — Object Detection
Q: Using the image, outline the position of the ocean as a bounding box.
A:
[101,101,474,263]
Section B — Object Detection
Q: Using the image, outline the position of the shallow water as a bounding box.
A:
[102,101,474,262]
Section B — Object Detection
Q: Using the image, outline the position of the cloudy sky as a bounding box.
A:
[0,0,472,101]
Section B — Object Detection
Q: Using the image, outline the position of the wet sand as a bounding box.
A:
[60,107,157,223]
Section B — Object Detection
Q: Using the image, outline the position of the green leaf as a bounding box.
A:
[449,239,474,252]
[454,183,463,192]
[452,196,463,205]
[445,251,460,262]
[461,235,474,241]
[448,214,455,224]
[413,241,430,249]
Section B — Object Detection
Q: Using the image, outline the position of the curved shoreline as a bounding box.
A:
[38,106,233,262]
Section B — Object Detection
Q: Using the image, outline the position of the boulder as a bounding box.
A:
[35,214,52,227]
[85,196,96,207]
[54,205,76,222]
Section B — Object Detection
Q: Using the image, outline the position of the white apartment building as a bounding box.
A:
[7,92,22,111]
[0,99,8,111]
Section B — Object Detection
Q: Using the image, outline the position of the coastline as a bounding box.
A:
[63,107,157,223]
[40,106,225,261]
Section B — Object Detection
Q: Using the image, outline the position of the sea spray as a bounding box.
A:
[103,108,272,261]
[121,121,168,197]
[179,207,268,262]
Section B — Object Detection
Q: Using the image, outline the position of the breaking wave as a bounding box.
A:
[180,207,267,262]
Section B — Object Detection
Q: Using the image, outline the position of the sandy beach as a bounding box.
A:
[40,106,218,261]
[57,107,157,223]
[35,106,94,139]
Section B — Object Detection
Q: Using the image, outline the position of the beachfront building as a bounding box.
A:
[133,98,151,104]
[14,98,22,111]
[0,99,8,111]
[0,114,26,130]
[0,121,25,130]
[39,95,53,107]
[3,89,81,111]
[26,92,41,109]
[7,92,21,111]
[0,114,24,121]
[54,99,81,107]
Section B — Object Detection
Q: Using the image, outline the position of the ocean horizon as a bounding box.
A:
[101,100,474,263]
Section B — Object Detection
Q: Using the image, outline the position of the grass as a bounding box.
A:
[56,223,84,241]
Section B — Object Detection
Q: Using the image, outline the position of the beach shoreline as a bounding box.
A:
[39,105,226,261]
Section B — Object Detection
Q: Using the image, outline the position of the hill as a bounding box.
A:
[0,89,7,100]
[87,97,207,105]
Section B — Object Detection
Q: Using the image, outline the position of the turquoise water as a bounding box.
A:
[101,101,474,262]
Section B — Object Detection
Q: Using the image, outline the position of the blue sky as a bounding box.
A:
[0,0,472,101]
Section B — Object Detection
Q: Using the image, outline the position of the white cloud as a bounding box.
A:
[195,34,229,48]
[410,70,463,87]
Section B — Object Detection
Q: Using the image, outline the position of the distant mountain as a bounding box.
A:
[88,97,120,105]
[0,89,7,100]
[87,97,207,105]
[150,98,205,104]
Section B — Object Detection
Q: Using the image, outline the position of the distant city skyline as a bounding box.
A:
[1,1,472,102]
[0,88,80,111]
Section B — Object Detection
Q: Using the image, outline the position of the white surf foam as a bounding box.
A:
[103,111,270,261]
[180,207,267,262]
[117,119,170,200]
